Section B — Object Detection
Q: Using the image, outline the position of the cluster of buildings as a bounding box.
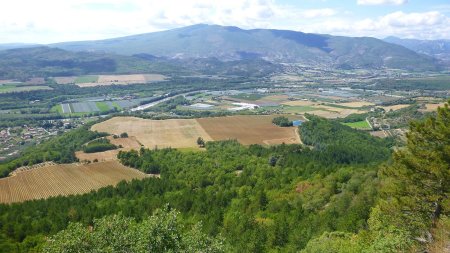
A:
[0,119,83,161]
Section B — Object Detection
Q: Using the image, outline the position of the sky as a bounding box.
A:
[1,0,450,44]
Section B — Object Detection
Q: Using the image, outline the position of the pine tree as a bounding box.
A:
[380,101,450,233]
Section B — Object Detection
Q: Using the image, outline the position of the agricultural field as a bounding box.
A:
[92,115,301,149]
[282,100,316,106]
[197,115,301,145]
[71,101,101,113]
[0,161,148,204]
[61,103,71,113]
[76,74,167,87]
[420,103,446,112]
[75,75,99,83]
[92,117,213,149]
[76,136,142,162]
[95,102,111,112]
[379,104,412,112]
[335,101,375,108]
[343,120,372,130]
[0,84,52,93]
[57,98,150,114]
[53,76,76,84]
[50,104,63,114]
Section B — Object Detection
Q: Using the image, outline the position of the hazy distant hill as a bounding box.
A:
[0,46,279,80]
[384,36,450,64]
[0,43,39,51]
[52,24,441,71]
[0,47,182,80]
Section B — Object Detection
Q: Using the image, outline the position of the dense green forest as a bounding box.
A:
[272,116,293,127]
[300,115,394,164]
[42,207,225,253]
[0,103,448,252]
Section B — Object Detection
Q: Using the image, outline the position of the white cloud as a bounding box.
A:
[381,11,445,27]
[0,0,288,43]
[0,0,340,43]
[357,0,407,6]
[300,11,450,40]
[301,8,337,19]
[0,0,448,43]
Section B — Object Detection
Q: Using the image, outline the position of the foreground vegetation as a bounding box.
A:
[43,207,224,253]
[0,102,448,252]
[0,114,392,252]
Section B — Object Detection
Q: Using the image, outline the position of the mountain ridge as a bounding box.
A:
[50,24,442,71]
[384,36,450,64]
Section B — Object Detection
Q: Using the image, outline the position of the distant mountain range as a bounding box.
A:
[0,46,281,80]
[51,24,441,71]
[0,24,448,77]
[0,43,39,51]
[384,36,450,64]
[0,46,184,80]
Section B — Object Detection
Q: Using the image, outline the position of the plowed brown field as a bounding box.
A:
[197,115,300,145]
[92,115,300,148]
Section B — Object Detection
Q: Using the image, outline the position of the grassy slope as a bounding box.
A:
[95,102,110,112]
[75,75,98,83]
[343,120,371,130]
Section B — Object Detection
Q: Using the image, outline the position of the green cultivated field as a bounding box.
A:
[50,105,63,114]
[0,84,52,93]
[95,102,110,112]
[343,120,371,129]
[74,75,98,83]
[111,102,121,110]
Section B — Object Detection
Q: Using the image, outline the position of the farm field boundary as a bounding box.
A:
[0,161,149,204]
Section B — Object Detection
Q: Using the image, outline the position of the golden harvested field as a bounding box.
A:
[380,104,412,111]
[53,76,76,84]
[76,136,142,162]
[109,136,142,149]
[75,150,119,162]
[308,105,365,119]
[420,103,446,112]
[92,115,300,148]
[76,74,167,87]
[197,115,300,145]
[282,100,316,106]
[336,101,375,108]
[92,117,213,149]
[0,161,148,204]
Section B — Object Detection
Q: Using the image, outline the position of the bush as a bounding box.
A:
[272,116,293,127]
[83,138,117,153]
